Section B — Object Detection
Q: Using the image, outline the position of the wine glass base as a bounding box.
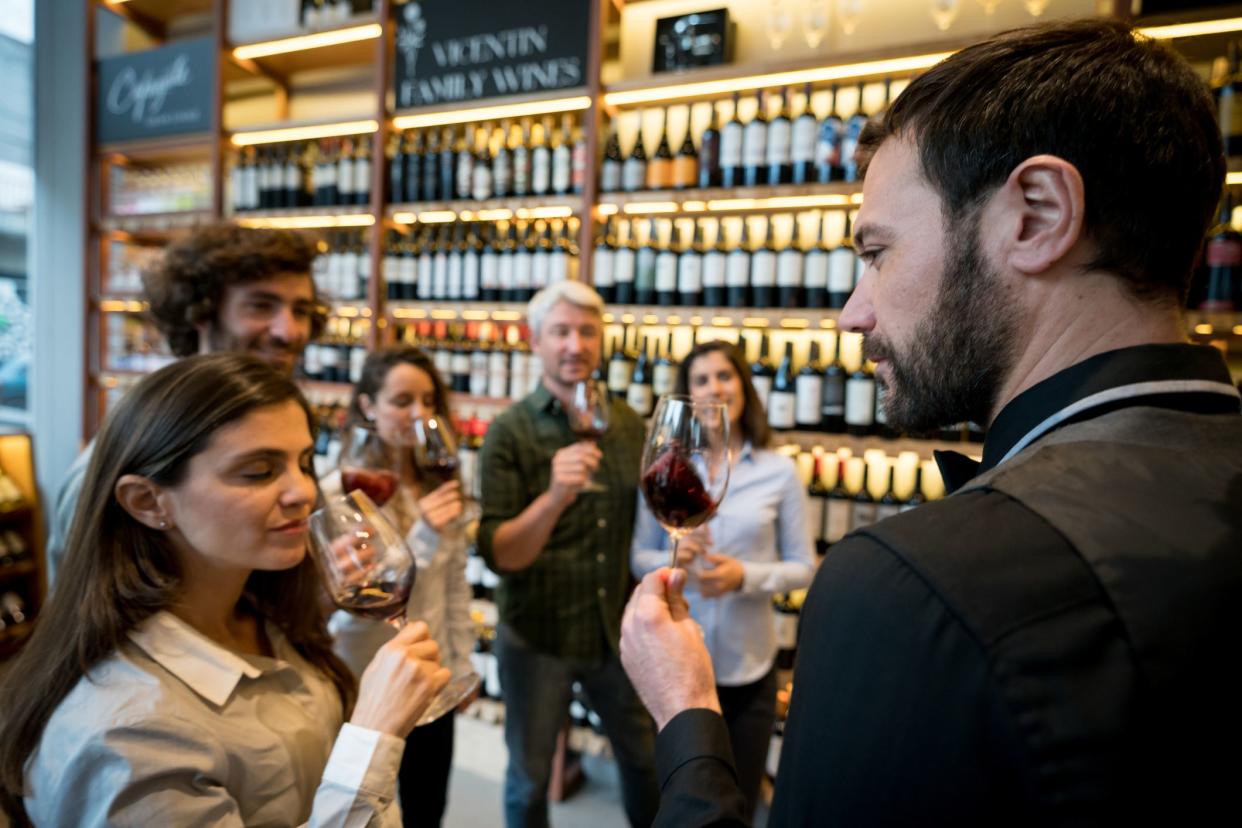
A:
[417,672,482,726]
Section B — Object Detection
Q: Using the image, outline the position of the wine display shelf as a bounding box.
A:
[0,433,44,663]
[98,211,215,236]
[383,301,846,329]
[388,195,585,223]
[597,182,863,215]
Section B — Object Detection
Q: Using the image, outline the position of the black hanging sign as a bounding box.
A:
[394,0,589,109]
[96,37,214,143]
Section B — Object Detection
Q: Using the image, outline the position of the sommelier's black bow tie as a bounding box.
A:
[933,450,982,495]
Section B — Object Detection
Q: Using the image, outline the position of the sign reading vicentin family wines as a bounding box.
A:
[394,0,589,109]
[96,38,214,143]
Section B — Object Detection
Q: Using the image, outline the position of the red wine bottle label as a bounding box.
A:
[601,160,622,191]
[751,250,777,287]
[792,117,818,163]
[768,390,796,429]
[795,376,823,425]
[773,609,798,649]
[532,149,551,193]
[743,121,768,167]
[418,256,435,298]
[805,495,826,546]
[703,251,727,287]
[804,249,829,289]
[653,365,678,397]
[720,123,744,167]
[514,252,533,289]
[766,120,792,166]
[850,502,877,531]
[609,360,634,393]
[845,377,875,425]
[656,252,679,292]
[594,247,616,288]
[498,254,515,293]
[613,248,636,285]
[825,498,851,543]
[623,158,646,191]
[678,253,703,293]
[627,383,654,417]
[752,374,773,407]
[448,253,464,298]
[777,250,804,287]
[726,251,750,288]
[1206,237,1242,267]
[828,248,855,293]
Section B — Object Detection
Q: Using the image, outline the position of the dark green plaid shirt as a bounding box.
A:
[477,383,643,663]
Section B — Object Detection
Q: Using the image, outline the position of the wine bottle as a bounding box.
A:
[842,83,869,183]
[389,132,407,203]
[593,218,617,304]
[655,222,679,307]
[634,218,659,306]
[825,454,853,545]
[875,464,902,522]
[817,85,845,183]
[794,341,824,430]
[627,336,655,417]
[1202,192,1240,311]
[497,222,517,302]
[702,222,728,307]
[750,219,778,309]
[821,333,846,433]
[571,118,588,195]
[255,146,272,210]
[422,130,440,201]
[726,220,752,308]
[720,92,745,188]
[514,222,535,302]
[899,464,926,513]
[653,331,678,398]
[434,127,454,198]
[827,213,856,309]
[678,221,705,307]
[338,139,357,206]
[470,328,490,397]
[742,89,769,187]
[766,86,793,186]
[767,341,797,430]
[471,126,493,202]
[773,592,800,671]
[463,223,482,300]
[750,332,775,409]
[432,224,451,300]
[792,83,818,185]
[488,324,510,398]
[699,101,721,188]
[844,360,876,436]
[417,227,436,300]
[552,114,573,195]
[512,119,531,196]
[673,113,699,190]
[601,126,624,192]
[614,219,637,305]
[322,140,340,206]
[354,138,371,205]
[530,220,550,293]
[648,109,674,191]
[849,458,878,531]
[493,121,512,198]
[285,143,304,208]
[383,231,400,301]
[531,118,552,196]
[403,131,423,203]
[450,128,472,201]
[607,332,635,398]
[623,115,648,192]
[776,219,805,308]
[809,451,834,556]
[480,224,500,302]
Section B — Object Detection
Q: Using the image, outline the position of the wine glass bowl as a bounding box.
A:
[411,415,481,526]
[640,395,731,569]
[340,425,400,507]
[570,380,611,493]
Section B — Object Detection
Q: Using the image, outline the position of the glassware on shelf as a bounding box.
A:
[976,0,1002,14]
[766,0,794,50]
[930,0,960,31]
[835,0,863,37]
[803,0,830,49]
[1023,0,1050,15]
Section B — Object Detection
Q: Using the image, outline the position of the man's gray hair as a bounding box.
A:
[527,281,605,339]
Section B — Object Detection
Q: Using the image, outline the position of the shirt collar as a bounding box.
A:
[128,611,269,707]
[737,440,755,463]
[528,382,560,415]
[937,343,1239,492]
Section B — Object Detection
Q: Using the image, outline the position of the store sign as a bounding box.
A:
[394,0,589,109]
[96,38,214,143]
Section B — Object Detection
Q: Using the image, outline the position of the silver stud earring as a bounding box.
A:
[159,520,168,529]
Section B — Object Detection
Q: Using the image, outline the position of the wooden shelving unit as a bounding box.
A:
[0,433,45,662]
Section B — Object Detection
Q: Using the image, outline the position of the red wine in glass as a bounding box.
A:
[640,445,720,531]
[419,455,460,489]
[333,577,412,623]
[341,468,400,507]
[570,423,608,441]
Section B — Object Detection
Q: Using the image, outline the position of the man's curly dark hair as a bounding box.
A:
[142,223,327,357]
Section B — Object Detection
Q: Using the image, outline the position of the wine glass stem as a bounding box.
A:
[386,614,407,632]
[668,535,681,570]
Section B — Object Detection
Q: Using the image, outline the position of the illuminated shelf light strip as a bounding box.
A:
[235,213,375,229]
[1227,171,1242,185]
[232,119,379,146]
[603,53,953,107]
[392,96,593,130]
[599,193,861,214]
[1137,17,1242,40]
[233,23,382,60]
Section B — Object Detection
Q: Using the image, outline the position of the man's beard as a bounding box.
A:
[864,214,1019,434]
[205,328,297,375]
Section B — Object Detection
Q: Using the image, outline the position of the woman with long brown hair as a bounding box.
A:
[322,346,475,828]
[0,353,448,826]
[630,339,814,819]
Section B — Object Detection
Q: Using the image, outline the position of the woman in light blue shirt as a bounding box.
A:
[631,339,815,817]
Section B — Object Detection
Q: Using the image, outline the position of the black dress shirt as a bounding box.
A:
[653,344,1242,827]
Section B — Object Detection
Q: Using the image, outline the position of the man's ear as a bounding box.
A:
[989,154,1086,275]
[114,474,174,531]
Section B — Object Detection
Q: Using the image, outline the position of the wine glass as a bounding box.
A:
[929,0,960,31]
[836,0,863,37]
[569,380,610,493]
[804,0,830,49]
[340,425,400,507]
[309,490,480,725]
[411,415,481,525]
[766,0,793,50]
[640,395,731,570]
